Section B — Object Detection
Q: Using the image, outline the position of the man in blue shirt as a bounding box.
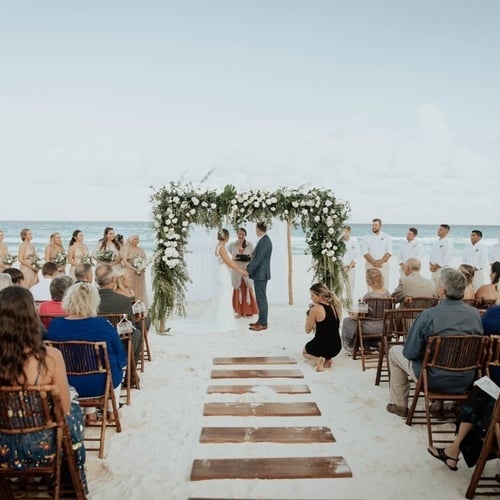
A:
[387,267,483,417]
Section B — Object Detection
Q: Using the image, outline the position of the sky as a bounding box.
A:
[1,1,499,224]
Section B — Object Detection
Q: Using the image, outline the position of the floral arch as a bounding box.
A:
[149,183,350,328]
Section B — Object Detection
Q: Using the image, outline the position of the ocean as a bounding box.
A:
[1,221,500,260]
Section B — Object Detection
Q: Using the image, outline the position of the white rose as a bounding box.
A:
[190,209,196,215]
[254,201,260,207]
[314,216,320,222]
[328,227,334,234]
[172,217,178,224]
[173,196,179,203]
[210,203,216,209]
[182,221,188,227]
[326,250,334,257]
[191,197,199,206]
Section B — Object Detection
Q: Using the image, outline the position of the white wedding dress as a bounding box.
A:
[199,243,237,332]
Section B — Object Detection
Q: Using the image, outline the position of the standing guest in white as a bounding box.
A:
[429,224,454,285]
[361,218,392,292]
[489,235,500,265]
[341,226,359,307]
[398,227,425,276]
[201,229,248,333]
[463,229,489,290]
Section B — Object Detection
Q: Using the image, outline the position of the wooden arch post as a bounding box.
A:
[287,217,293,305]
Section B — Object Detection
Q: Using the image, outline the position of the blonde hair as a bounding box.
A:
[309,283,342,319]
[366,268,384,289]
[62,282,100,317]
[113,268,131,291]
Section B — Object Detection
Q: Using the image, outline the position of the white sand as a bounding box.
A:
[85,256,497,500]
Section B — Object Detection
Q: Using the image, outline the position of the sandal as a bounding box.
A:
[427,447,459,471]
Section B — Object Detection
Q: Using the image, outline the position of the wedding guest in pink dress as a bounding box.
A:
[68,230,91,278]
[122,234,148,306]
[17,228,39,288]
[44,232,67,273]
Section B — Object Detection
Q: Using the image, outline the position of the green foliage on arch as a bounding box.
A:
[149,183,350,325]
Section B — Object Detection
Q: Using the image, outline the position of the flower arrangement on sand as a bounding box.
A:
[150,181,350,327]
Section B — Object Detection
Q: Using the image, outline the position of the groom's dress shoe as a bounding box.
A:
[249,324,267,331]
[249,322,259,327]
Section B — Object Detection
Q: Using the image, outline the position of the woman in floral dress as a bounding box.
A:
[17,228,39,288]
[68,230,90,278]
[44,232,67,273]
[122,234,148,306]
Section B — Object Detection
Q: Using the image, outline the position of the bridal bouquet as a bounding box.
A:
[96,249,115,263]
[30,254,43,273]
[2,253,17,266]
[81,254,95,265]
[132,256,148,275]
[54,252,67,267]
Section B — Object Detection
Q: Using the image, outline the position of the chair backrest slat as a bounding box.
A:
[363,298,395,320]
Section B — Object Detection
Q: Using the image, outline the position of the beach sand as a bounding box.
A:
[84,255,497,500]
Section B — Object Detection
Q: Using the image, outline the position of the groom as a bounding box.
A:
[247,222,272,331]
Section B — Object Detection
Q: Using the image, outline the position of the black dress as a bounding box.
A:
[305,303,342,360]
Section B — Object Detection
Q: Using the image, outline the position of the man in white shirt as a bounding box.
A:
[429,224,454,284]
[30,261,59,301]
[398,227,425,275]
[341,225,359,306]
[361,218,392,291]
[463,229,489,289]
[489,236,500,265]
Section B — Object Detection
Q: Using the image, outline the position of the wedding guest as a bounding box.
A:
[228,228,258,318]
[341,268,391,354]
[247,222,273,331]
[0,229,10,272]
[46,282,127,423]
[386,268,483,418]
[475,261,500,304]
[341,226,359,307]
[121,234,148,306]
[303,283,342,371]
[463,230,489,290]
[458,264,476,301]
[39,274,74,325]
[94,227,122,270]
[391,258,435,305]
[95,264,142,366]
[429,224,454,284]
[17,228,39,288]
[68,230,91,278]
[0,286,88,491]
[30,262,59,302]
[114,268,135,300]
[361,218,393,292]
[0,273,12,291]
[74,263,94,284]
[3,267,24,286]
[45,232,67,273]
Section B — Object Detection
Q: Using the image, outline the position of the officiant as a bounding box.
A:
[228,228,259,318]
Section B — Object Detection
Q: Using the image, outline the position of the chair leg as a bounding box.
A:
[406,378,423,426]
[425,394,434,447]
[144,326,152,362]
[375,338,386,385]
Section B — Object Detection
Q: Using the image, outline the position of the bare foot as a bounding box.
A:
[324,359,333,368]
[316,357,325,372]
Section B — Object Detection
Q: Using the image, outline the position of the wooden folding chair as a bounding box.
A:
[99,313,140,405]
[353,297,395,371]
[406,335,489,447]
[44,341,122,459]
[375,308,422,385]
[0,385,87,499]
[401,297,439,309]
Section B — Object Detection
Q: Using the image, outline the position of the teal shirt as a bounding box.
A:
[403,299,484,392]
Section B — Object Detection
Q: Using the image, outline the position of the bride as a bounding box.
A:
[201,228,247,332]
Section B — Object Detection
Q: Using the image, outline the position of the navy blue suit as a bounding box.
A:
[246,233,272,325]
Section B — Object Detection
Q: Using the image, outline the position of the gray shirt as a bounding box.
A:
[403,299,483,392]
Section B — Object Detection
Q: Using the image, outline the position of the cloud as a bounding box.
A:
[416,102,451,142]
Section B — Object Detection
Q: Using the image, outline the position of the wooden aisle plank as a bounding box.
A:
[191,456,352,480]
[203,402,320,417]
[213,356,297,365]
[200,426,335,443]
[211,369,303,379]
[207,384,310,394]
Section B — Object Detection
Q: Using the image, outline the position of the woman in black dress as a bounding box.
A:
[303,283,342,371]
